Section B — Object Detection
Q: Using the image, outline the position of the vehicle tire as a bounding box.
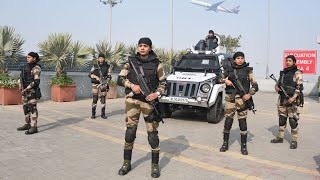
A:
[159,103,172,118]
[207,95,224,124]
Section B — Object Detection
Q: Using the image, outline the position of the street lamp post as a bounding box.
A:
[170,0,174,62]
[266,0,271,79]
[100,0,123,45]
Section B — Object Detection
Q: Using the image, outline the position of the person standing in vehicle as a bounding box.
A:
[116,37,166,178]
[217,51,258,155]
[17,52,42,135]
[270,55,303,149]
[205,30,219,44]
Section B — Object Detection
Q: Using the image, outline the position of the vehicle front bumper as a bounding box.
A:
[159,96,209,108]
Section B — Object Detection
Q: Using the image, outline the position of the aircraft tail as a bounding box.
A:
[231,6,240,14]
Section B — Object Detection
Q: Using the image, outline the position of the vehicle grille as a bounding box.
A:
[165,81,199,98]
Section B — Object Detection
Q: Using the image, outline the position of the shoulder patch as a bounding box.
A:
[32,65,41,72]
[124,63,130,69]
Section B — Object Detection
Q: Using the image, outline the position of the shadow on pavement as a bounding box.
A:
[159,135,190,170]
[228,128,254,147]
[38,117,86,132]
[131,135,190,170]
[169,110,207,123]
[267,125,291,143]
[313,155,320,173]
[131,152,151,170]
[106,109,125,117]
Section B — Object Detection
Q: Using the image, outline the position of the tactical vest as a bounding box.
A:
[225,66,252,94]
[91,62,110,84]
[279,67,298,97]
[21,63,39,89]
[126,57,160,100]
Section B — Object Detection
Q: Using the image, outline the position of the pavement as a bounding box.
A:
[0,92,320,180]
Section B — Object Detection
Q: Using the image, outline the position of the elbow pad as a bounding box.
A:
[252,83,259,92]
[33,79,40,88]
[296,84,303,91]
[117,76,126,87]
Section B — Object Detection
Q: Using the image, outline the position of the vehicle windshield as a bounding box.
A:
[175,56,220,73]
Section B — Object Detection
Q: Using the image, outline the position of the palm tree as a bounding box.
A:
[125,44,137,57]
[154,48,187,74]
[39,33,72,76]
[38,33,90,77]
[91,41,126,73]
[0,26,25,75]
[109,42,126,72]
[154,48,172,74]
[172,49,187,62]
[69,41,91,69]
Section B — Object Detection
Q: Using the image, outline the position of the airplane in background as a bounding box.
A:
[190,0,240,14]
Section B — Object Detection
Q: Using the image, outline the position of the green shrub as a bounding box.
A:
[0,73,19,88]
[50,75,74,86]
[108,79,117,86]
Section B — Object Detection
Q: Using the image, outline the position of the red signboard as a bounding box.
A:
[283,50,317,74]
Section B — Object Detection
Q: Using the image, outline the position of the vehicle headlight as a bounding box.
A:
[200,83,211,93]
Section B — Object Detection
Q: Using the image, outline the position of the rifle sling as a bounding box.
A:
[138,63,145,76]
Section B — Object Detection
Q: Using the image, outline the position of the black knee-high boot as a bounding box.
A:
[220,132,229,152]
[241,134,248,155]
[118,149,132,176]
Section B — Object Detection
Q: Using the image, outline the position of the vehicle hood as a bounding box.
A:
[166,71,216,82]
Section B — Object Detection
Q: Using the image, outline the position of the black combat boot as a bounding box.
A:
[220,132,229,152]
[290,141,297,149]
[241,134,248,155]
[25,127,38,135]
[151,151,160,178]
[118,150,132,176]
[101,108,107,119]
[91,108,96,119]
[270,137,283,143]
[17,124,31,131]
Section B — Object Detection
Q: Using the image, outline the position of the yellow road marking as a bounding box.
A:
[41,107,320,177]
[68,125,262,180]
[4,106,262,180]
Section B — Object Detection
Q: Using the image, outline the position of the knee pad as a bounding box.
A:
[27,104,37,116]
[125,126,137,143]
[31,105,37,114]
[289,118,298,129]
[23,105,29,115]
[224,117,234,131]
[238,118,247,132]
[28,104,35,114]
[279,116,287,126]
[92,95,98,104]
[100,96,106,104]
[148,131,159,149]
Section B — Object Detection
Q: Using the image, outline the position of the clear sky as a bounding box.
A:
[1,0,320,81]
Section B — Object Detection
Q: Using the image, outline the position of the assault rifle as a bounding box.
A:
[269,74,289,98]
[96,61,111,91]
[20,67,26,96]
[270,74,304,107]
[229,77,256,114]
[129,58,164,123]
